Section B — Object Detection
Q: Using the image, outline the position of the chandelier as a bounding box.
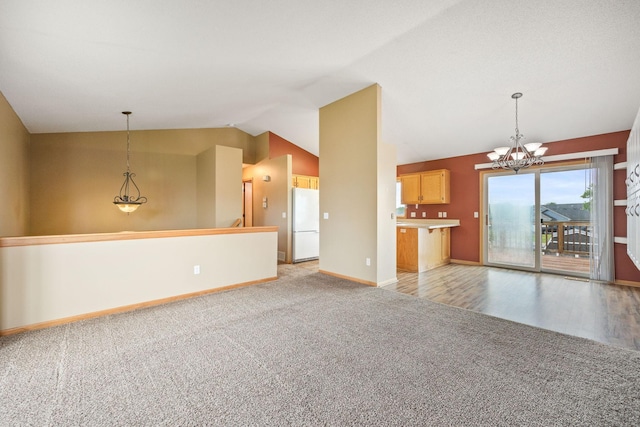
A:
[487,92,547,173]
[113,111,147,213]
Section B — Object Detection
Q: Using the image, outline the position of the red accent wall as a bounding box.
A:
[269,132,319,176]
[397,130,640,283]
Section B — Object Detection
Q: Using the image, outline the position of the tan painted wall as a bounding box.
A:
[254,131,270,164]
[0,230,278,331]
[197,147,218,228]
[319,84,396,285]
[29,127,256,235]
[30,134,197,235]
[214,146,243,227]
[0,92,30,236]
[243,155,292,262]
[33,127,256,161]
[196,145,243,228]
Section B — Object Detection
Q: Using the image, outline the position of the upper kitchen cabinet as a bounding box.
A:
[400,173,421,204]
[292,174,319,189]
[400,169,450,204]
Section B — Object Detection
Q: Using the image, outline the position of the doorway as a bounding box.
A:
[243,179,253,227]
[484,165,591,277]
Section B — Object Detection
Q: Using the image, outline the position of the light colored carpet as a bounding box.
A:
[1,272,639,426]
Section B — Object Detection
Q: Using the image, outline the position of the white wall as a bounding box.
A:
[0,229,278,332]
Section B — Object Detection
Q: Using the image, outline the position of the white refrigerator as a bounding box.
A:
[292,187,320,262]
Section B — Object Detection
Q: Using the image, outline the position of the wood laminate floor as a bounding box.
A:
[288,261,640,351]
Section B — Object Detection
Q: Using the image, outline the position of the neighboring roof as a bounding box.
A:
[542,203,590,222]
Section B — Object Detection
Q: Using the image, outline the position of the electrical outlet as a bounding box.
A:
[282,212,286,218]
[438,212,443,218]
[443,212,447,218]
[422,212,426,218]
[410,212,416,218]
[474,211,479,218]
[193,265,200,275]
[323,212,329,219]
[366,257,371,266]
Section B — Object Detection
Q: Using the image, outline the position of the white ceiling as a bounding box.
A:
[1,0,640,164]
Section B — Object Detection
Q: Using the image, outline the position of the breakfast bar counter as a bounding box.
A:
[396,219,460,272]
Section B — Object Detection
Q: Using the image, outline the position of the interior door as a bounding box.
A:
[485,172,538,269]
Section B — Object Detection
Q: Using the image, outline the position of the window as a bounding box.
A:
[396,180,406,218]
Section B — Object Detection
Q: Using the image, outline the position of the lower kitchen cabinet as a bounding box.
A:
[397,226,451,272]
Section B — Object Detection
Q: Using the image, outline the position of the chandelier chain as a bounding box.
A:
[514,94,519,136]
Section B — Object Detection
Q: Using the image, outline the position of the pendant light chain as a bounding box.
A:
[125,112,131,173]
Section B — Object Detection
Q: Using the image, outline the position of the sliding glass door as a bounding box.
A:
[484,165,592,276]
[485,172,537,269]
[540,168,592,276]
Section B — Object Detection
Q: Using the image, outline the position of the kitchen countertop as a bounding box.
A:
[396,219,460,229]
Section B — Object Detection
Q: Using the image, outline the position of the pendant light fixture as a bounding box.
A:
[113,111,147,213]
[487,92,547,173]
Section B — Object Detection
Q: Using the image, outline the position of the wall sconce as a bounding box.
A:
[262,175,271,182]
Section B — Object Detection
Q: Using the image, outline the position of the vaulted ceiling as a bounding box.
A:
[1,0,640,164]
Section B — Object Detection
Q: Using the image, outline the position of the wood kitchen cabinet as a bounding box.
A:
[440,227,450,261]
[397,226,451,272]
[292,175,319,189]
[400,169,450,204]
[400,174,421,204]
